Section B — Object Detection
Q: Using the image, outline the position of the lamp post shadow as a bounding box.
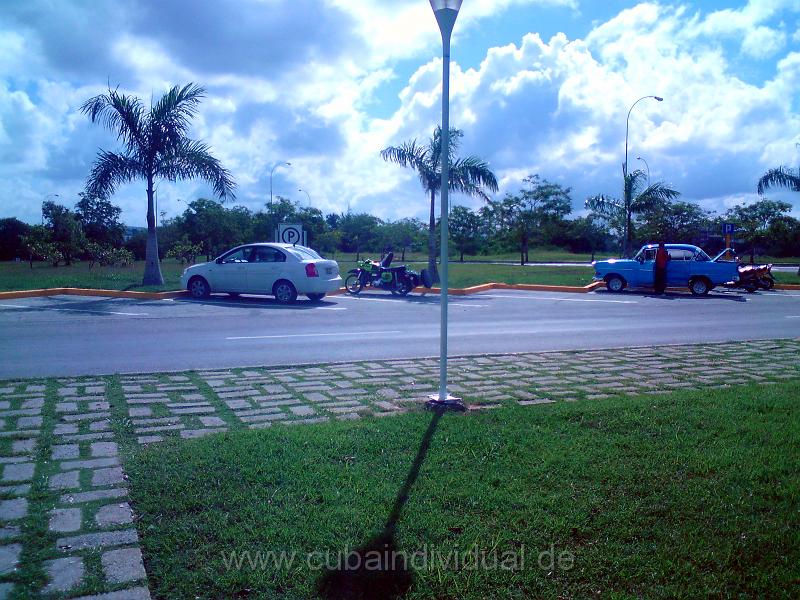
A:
[316,409,445,600]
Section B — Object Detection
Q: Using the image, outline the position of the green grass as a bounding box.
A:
[774,271,800,285]
[126,381,800,599]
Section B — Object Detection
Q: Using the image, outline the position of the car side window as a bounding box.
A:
[222,248,252,263]
[668,249,691,261]
[643,249,656,261]
[252,247,286,263]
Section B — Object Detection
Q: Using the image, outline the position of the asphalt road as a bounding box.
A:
[1,289,799,378]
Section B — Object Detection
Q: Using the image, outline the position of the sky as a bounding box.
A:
[1,0,799,228]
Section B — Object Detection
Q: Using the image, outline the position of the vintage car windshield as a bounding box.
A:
[693,249,711,261]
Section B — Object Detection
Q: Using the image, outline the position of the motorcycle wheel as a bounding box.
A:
[761,276,775,290]
[743,282,758,293]
[396,279,413,296]
[345,273,363,295]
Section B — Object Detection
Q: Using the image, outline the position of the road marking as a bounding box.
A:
[480,295,637,304]
[226,330,401,340]
[337,296,485,307]
[0,303,147,316]
[316,307,347,310]
[787,316,800,319]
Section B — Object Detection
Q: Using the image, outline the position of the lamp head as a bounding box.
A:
[654,96,663,102]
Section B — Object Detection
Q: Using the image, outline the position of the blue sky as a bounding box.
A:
[1,0,799,228]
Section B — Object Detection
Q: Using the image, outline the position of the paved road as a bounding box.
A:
[1,289,799,378]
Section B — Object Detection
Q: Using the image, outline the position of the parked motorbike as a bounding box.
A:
[731,263,774,293]
[344,252,425,296]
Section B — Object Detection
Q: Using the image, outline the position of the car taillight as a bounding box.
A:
[305,263,319,277]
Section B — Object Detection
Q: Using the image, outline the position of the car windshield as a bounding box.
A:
[693,249,711,261]
[285,246,322,260]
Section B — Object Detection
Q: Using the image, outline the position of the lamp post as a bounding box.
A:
[269,161,291,206]
[426,0,465,412]
[636,156,650,186]
[298,189,311,207]
[622,95,662,256]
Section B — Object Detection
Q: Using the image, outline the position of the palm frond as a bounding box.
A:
[451,156,499,193]
[84,151,143,199]
[632,181,680,211]
[80,88,146,154]
[585,194,622,218]
[157,140,236,200]
[757,166,800,195]
[149,83,206,151]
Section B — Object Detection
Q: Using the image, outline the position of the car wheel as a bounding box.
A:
[188,276,210,299]
[273,280,298,304]
[689,277,710,296]
[345,274,363,294]
[307,293,325,302]
[605,275,625,293]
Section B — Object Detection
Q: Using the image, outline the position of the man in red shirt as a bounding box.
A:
[654,242,669,294]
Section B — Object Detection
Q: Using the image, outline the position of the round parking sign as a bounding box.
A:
[279,224,303,245]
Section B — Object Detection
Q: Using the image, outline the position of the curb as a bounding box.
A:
[0,280,796,300]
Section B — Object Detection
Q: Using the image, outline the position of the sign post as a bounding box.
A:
[722,223,735,249]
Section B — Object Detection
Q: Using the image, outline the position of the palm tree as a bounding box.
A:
[82,83,235,285]
[586,169,680,256]
[381,127,497,281]
[757,166,800,195]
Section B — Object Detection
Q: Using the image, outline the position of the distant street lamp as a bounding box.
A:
[269,161,291,206]
[636,156,650,186]
[298,188,311,206]
[426,0,464,413]
[624,95,662,178]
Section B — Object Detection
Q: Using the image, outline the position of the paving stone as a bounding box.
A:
[0,526,19,540]
[303,392,330,403]
[198,416,226,427]
[70,585,152,600]
[62,432,115,442]
[134,424,184,434]
[101,547,148,584]
[131,417,180,426]
[56,402,80,413]
[137,435,163,444]
[62,411,111,422]
[224,399,251,410]
[0,499,27,521]
[171,406,216,415]
[92,467,125,487]
[60,457,119,471]
[282,417,329,426]
[290,405,316,416]
[2,463,34,482]
[376,388,400,399]
[49,470,81,490]
[180,394,206,401]
[62,488,128,504]
[180,428,227,439]
[16,416,42,429]
[0,484,30,496]
[235,407,282,417]
[87,401,111,411]
[129,407,153,418]
[54,423,79,435]
[84,386,105,394]
[0,543,22,575]
[49,508,82,532]
[239,413,289,423]
[95,502,133,527]
[337,413,361,421]
[10,438,36,454]
[90,442,119,458]
[167,402,210,408]
[169,375,191,382]
[518,398,556,406]
[25,384,45,393]
[56,528,138,551]
[44,556,85,592]
[89,420,111,431]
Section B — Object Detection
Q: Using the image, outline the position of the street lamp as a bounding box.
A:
[298,189,311,207]
[636,156,650,186]
[426,0,464,413]
[622,95,662,255]
[269,161,291,206]
[624,95,662,178]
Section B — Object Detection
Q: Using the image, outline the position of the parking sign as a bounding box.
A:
[722,223,736,235]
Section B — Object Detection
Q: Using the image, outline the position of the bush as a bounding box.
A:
[86,242,135,268]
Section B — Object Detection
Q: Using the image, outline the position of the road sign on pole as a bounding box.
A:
[722,223,735,235]
[276,223,305,246]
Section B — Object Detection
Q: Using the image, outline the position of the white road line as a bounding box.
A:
[337,296,485,307]
[226,330,401,340]
[316,307,347,310]
[0,303,147,316]
[787,316,800,319]
[479,294,637,304]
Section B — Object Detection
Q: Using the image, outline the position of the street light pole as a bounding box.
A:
[269,161,291,207]
[636,156,650,186]
[298,189,311,207]
[426,0,464,412]
[622,95,662,256]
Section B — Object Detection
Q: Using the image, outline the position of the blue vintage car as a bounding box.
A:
[593,244,740,296]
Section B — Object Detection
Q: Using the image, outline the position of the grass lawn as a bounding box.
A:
[126,381,800,599]
[774,270,800,285]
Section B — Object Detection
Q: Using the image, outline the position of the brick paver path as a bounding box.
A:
[0,338,798,597]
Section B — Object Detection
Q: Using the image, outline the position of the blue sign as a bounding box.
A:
[722,223,736,235]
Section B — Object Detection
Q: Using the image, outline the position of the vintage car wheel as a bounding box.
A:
[605,275,625,293]
[689,277,710,296]
[188,276,210,299]
[273,280,298,304]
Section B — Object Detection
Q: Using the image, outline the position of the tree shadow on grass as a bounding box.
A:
[317,409,445,600]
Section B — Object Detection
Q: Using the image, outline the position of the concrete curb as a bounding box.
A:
[0,279,796,300]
